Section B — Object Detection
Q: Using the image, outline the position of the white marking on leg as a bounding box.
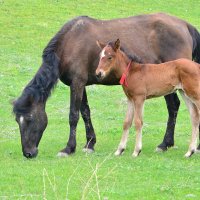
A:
[115,100,134,156]
[180,91,199,157]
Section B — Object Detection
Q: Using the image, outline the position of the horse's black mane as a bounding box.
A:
[108,41,143,64]
[14,16,92,115]
[13,17,84,115]
[13,48,60,115]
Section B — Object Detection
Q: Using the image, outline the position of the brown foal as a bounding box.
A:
[96,39,200,158]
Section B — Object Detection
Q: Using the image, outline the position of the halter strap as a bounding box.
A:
[119,60,132,87]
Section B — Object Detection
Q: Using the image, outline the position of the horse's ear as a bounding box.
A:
[114,39,120,51]
[96,40,106,49]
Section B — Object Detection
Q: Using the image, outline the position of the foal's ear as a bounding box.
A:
[114,39,120,51]
[96,40,106,49]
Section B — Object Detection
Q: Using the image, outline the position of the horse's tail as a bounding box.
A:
[188,25,200,63]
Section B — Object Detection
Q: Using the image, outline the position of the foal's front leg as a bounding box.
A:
[115,99,134,156]
[132,98,144,157]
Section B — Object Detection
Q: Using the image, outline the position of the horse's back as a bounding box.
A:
[53,14,195,85]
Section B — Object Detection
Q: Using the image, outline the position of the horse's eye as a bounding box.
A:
[25,115,33,122]
[108,57,112,60]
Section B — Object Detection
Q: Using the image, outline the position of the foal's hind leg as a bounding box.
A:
[180,92,199,157]
[115,99,134,156]
[81,88,96,153]
[197,128,200,152]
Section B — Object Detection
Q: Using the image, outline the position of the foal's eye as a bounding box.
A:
[108,57,112,60]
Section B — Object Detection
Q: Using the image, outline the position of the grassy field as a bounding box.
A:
[1,0,200,199]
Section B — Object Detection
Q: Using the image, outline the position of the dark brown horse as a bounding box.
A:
[13,13,200,158]
[96,39,200,157]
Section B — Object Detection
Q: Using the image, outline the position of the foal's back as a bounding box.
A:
[127,59,200,98]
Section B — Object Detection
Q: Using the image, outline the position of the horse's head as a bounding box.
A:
[13,95,47,158]
[96,39,121,80]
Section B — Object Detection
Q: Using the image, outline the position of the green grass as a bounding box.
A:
[1,0,200,199]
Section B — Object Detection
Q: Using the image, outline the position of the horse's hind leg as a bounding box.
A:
[180,92,199,157]
[157,93,180,151]
[81,88,96,153]
[115,99,134,156]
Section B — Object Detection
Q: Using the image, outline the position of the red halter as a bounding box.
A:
[119,60,132,87]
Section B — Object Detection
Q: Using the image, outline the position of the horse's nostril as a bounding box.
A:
[25,152,32,158]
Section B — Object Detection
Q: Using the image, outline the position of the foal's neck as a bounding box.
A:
[116,52,133,77]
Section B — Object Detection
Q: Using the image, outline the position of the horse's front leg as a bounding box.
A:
[81,88,96,153]
[157,93,180,151]
[57,80,86,157]
[132,98,144,157]
[115,99,134,156]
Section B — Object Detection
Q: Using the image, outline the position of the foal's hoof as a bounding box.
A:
[195,149,200,154]
[57,152,69,157]
[196,144,200,153]
[114,148,125,156]
[132,150,141,158]
[82,148,94,154]
[184,150,195,158]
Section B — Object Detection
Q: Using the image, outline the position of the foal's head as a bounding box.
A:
[96,39,123,80]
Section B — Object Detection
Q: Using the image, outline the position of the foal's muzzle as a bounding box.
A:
[96,70,105,80]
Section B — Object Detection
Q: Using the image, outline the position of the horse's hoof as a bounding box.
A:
[82,148,94,154]
[156,144,167,152]
[57,152,69,157]
[155,147,166,152]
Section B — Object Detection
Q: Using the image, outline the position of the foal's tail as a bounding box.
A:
[188,25,200,63]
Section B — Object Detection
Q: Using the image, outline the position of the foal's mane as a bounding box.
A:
[108,41,143,64]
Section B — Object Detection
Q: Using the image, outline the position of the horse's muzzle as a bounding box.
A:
[23,148,38,158]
